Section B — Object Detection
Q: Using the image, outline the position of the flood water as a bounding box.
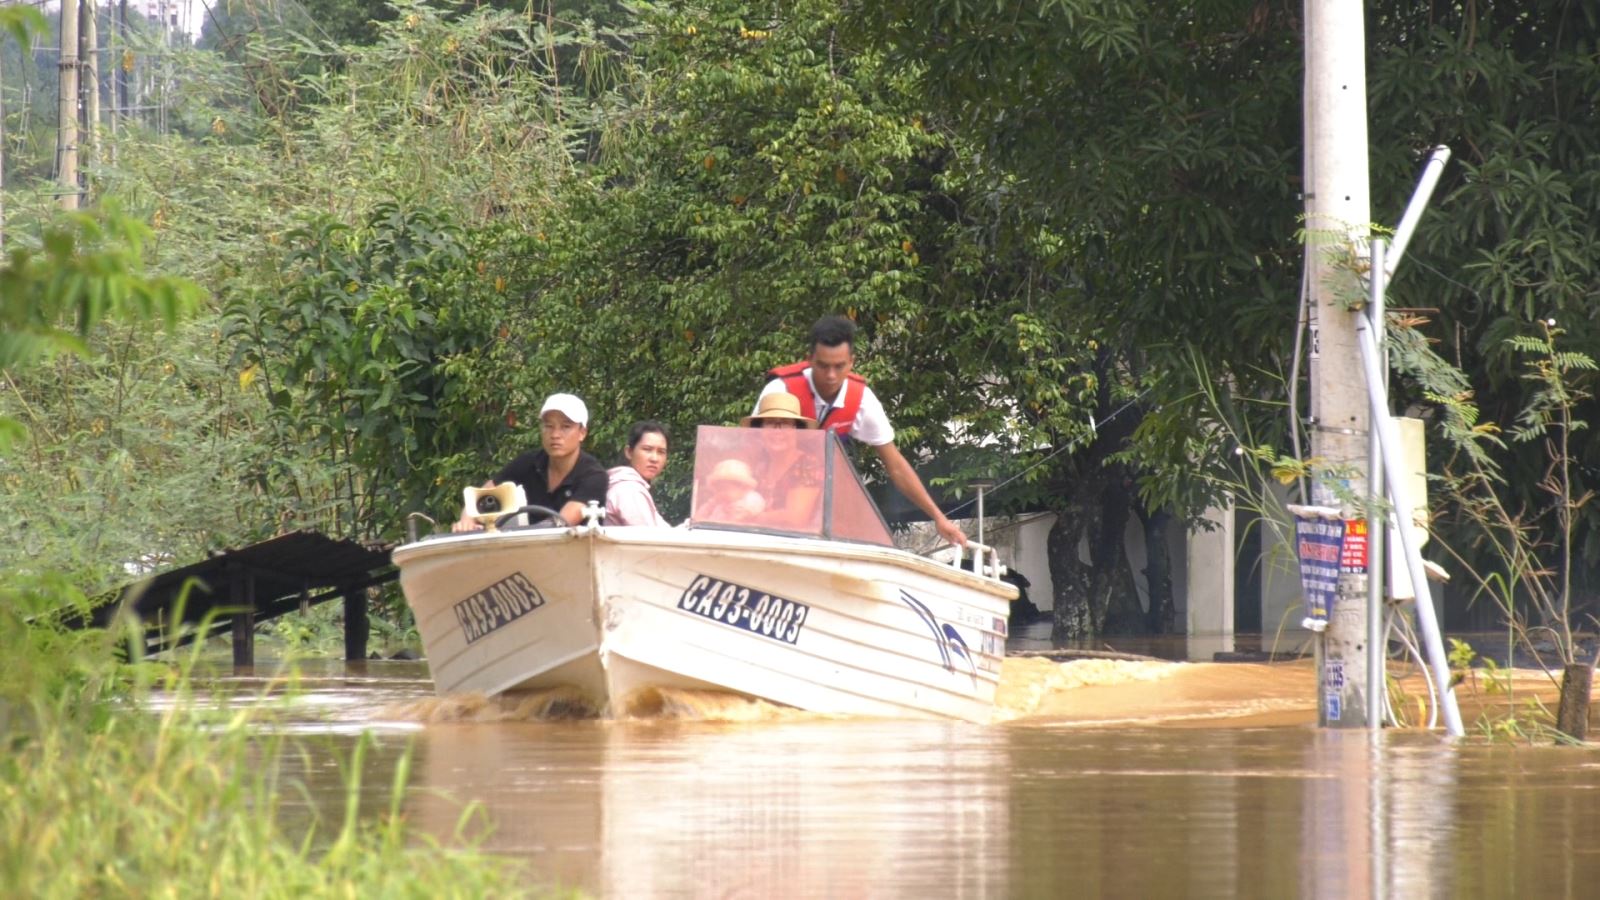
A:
[230,658,1600,898]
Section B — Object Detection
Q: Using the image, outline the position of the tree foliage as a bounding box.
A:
[484,0,1102,521]
[0,211,203,451]
[844,0,1600,631]
[9,0,1600,641]
[224,202,517,538]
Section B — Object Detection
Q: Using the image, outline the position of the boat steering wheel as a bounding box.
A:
[495,505,565,530]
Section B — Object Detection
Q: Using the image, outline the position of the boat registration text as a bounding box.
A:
[454,572,546,644]
[678,575,809,644]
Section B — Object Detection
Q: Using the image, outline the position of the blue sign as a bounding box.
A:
[678,575,809,644]
[1324,660,1345,721]
[1293,512,1346,626]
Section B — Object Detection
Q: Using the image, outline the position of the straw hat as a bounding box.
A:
[708,459,758,489]
[740,392,819,428]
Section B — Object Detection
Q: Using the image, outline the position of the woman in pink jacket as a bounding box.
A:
[605,421,671,526]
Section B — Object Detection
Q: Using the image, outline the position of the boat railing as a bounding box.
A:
[405,512,437,543]
[943,540,1007,581]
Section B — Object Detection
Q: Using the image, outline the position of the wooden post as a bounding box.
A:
[1558,663,1593,741]
[344,586,370,662]
[230,567,255,668]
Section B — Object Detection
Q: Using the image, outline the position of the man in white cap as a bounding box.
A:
[453,392,609,530]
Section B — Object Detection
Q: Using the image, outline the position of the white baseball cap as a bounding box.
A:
[539,393,589,428]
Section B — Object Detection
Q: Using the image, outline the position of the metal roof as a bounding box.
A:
[82,530,396,630]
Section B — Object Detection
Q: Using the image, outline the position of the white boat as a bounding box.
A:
[393,426,1016,723]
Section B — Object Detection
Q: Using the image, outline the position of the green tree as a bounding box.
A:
[1,210,201,449]
[844,0,1600,643]
[473,0,1101,536]
[842,0,1307,638]
[223,202,515,539]
[1366,2,1600,591]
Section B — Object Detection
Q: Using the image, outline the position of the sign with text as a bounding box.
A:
[1291,506,1346,628]
[1340,518,1368,574]
[454,572,546,644]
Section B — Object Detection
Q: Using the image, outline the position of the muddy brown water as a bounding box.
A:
[222,658,1600,898]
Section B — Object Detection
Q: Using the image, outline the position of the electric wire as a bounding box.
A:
[1388,609,1439,729]
[1286,264,1310,504]
[940,388,1153,521]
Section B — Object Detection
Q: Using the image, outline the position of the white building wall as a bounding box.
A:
[1186,500,1235,659]
[1255,485,1314,650]
[970,493,1310,657]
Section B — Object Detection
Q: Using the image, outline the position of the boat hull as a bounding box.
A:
[394,527,1015,723]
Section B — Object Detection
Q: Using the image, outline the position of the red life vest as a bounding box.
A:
[767,361,867,437]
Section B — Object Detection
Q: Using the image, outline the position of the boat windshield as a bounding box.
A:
[689,425,895,547]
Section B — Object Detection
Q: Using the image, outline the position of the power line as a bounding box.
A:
[943,389,1152,520]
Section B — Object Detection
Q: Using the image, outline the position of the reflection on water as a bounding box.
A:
[230,658,1600,898]
[412,719,1009,897]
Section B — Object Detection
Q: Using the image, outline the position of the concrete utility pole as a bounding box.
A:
[112,0,125,162]
[84,0,100,179]
[1305,0,1374,727]
[58,0,82,210]
[1,40,6,245]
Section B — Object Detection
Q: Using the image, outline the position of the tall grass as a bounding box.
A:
[0,576,528,898]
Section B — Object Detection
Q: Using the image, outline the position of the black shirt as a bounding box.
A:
[494,449,609,513]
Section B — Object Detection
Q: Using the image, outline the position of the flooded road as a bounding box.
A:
[235,659,1600,898]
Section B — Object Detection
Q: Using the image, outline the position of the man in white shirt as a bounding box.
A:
[759,315,967,547]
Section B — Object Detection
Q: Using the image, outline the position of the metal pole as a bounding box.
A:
[1355,314,1466,736]
[1366,239,1387,728]
[976,484,986,549]
[1384,146,1451,279]
[1306,0,1374,728]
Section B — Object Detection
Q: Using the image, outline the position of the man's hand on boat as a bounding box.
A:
[934,514,968,548]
